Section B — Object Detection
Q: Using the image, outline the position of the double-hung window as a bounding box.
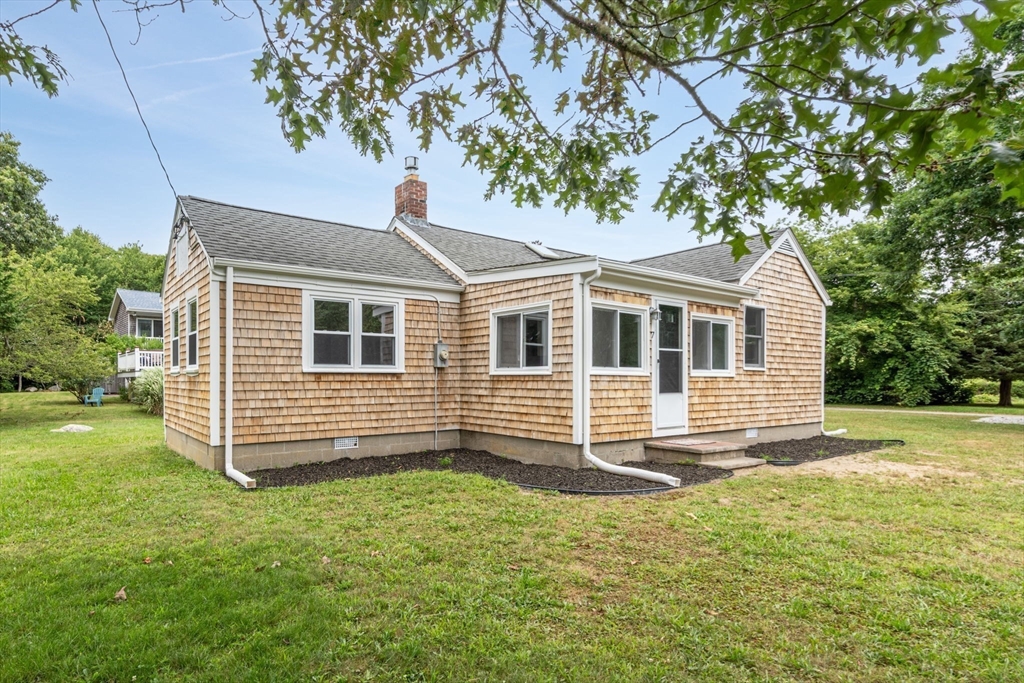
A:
[592,305,643,371]
[186,297,199,370]
[743,305,766,370]
[170,308,180,372]
[691,314,733,376]
[303,292,403,372]
[492,303,551,374]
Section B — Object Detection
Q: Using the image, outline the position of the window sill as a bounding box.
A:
[302,366,405,374]
[169,370,180,376]
[489,368,552,377]
[691,370,735,378]
[590,368,649,377]
[743,365,767,372]
[185,367,199,376]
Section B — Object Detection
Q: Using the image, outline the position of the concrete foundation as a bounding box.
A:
[166,421,822,473]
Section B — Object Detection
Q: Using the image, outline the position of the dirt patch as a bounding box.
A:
[249,449,730,493]
[749,435,900,463]
[777,453,975,479]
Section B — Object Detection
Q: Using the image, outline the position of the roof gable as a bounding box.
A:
[109,288,162,321]
[630,231,780,282]
[177,197,457,287]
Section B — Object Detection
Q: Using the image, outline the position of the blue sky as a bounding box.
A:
[1,1,965,259]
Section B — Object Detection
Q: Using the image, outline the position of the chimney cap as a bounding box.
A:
[404,156,419,173]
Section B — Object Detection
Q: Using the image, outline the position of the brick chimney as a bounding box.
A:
[395,156,427,220]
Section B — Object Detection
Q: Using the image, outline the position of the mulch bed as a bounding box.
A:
[748,435,903,464]
[249,448,730,493]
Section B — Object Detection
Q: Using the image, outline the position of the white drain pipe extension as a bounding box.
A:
[225,266,256,489]
[822,428,847,437]
[580,266,681,488]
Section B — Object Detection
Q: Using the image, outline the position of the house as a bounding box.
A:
[161,166,830,487]
[109,288,164,338]
[108,288,165,388]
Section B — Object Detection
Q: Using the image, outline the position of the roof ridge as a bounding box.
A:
[631,229,784,263]
[179,195,390,235]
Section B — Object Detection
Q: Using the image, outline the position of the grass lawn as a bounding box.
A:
[828,403,1024,415]
[1,393,1022,682]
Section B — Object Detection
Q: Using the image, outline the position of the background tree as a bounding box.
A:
[954,263,1024,406]
[1,254,112,398]
[4,1,1023,251]
[800,221,965,406]
[0,130,62,255]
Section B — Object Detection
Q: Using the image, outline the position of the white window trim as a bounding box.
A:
[169,306,180,375]
[589,300,649,376]
[489,301,553,376]
[301,290,405,373]
[690,312,735,378]
[743,304,767,371]
[185,295,199,374]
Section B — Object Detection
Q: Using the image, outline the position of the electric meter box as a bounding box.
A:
[434,342,450,368]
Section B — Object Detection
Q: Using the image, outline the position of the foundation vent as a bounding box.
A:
[334,437,359,450]
[746,427,759,438]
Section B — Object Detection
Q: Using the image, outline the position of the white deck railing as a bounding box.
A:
[117,348,164,373]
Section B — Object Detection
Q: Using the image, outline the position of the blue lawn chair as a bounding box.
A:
[83,387,104,406]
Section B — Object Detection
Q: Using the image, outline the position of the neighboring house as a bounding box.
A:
[161,167,830,484]
[109,288,164,338]
[108,288,165,388]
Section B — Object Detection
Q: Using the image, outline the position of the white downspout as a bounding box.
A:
[224,266,256,489]
[581,265,680,488]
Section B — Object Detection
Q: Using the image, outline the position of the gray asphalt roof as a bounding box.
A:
[117,289,162,312]
[400,218,583,272]
[179,197,457,286]
[630,231,782,282]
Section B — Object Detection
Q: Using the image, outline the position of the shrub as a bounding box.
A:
[130,368,163,415]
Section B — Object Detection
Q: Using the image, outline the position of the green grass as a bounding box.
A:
[829,402,1024,415]
[2,393,1022,682]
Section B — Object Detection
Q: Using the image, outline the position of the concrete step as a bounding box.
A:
[697,457,766,470]
[645,438,748,464]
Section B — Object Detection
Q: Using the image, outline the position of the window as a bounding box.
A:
[170,308,180,371]
[303,292,403,371]
[361,303,396,366]
[491,304,551,373]
[175,228,188,277]
[691,315,733,375]
[186,297,198,370]
[136,318,163,338]
[744,306,766,370]
[592,306,643,371]
[312,299,351,365]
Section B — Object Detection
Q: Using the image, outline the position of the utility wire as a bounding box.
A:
[91,0,189,222]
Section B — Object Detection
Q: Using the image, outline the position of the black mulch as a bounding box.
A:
[749,435,904,464]
[249,448,731,493]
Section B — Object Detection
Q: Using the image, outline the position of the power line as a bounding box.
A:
[91,0,188,222]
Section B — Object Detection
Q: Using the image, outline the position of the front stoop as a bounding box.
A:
[645,438,764,470]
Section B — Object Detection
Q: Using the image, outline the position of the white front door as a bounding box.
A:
[655,303,687,430]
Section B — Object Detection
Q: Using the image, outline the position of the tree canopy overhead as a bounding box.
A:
[3,0,1023,252]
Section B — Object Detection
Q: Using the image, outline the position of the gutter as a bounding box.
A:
[598,261,760,300]
[580,266,681,488]
[211,258,464,293]
[224,266,256,489]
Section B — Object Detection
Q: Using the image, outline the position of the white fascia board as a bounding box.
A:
[107,291,123,323]
[211,258,463,303]
[465,256,601,284]
[597,261,759,306]
[125,307,163,316]
[738,228,833,306]
[387,217,469,283]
